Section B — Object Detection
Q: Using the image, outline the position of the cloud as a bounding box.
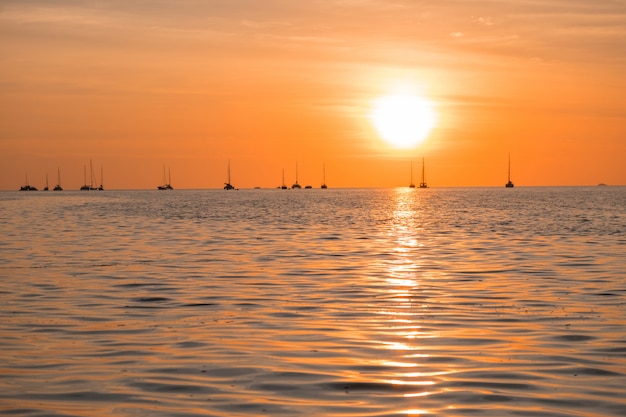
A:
[472,16,495,27]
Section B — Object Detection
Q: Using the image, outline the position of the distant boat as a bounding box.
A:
[321,164,328,189]
[98,165,104,190]
[19,173,38,191]
[157,166,173,190]
[281,169,288,189]
[80,165,90,190]
[224,160,236,190]
[419,157,428,188]
[79,164,90,190]
[409,162,415,188]
[43,173,49,191]
[80,160,103,191]
[291,162,302,189]
[505,154,514,188]
[53,167,63,191]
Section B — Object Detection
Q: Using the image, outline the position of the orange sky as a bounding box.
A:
[1,1,625,190]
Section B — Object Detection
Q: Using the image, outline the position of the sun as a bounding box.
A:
[371,93,437,149]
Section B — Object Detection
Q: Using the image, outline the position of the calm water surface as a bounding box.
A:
[1,187,625,416]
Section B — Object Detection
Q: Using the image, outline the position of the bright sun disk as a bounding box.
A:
[371,94,437,149]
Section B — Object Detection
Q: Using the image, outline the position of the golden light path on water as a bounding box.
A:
[371,188,448,413]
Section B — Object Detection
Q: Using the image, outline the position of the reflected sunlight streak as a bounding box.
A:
[385,379,435,386]
[401,409,431,415]
[369,189,446,415]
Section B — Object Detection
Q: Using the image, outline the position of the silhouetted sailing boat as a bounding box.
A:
[53,167,63,191]
[224,160,236,190]
[19,173,37,191]
[409,162,415,188]
[281,169,288,189]
[43,173,49,191]
[80,160,103,190]
[505,154,514,188]
[157,166,173,190]
[321,164,328,189]
[419,157,428,188]
[291,162,302,189]
[80,164,89,190]
[98,165,104,190]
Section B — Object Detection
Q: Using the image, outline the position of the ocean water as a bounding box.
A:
[1,187,625,417]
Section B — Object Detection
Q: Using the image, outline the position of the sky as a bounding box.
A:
[1,0,625,189]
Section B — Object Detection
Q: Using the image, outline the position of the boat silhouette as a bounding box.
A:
[505,154,514,188]
[224,160,236,190]
[321,164,328,189]
[19,173,37,191]
[80,160,103,190]
[157,166,173,190]
[419,157,428,188]
[53,167,63,191]
[291,162,301,189]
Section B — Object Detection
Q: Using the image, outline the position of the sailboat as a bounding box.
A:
[97,165,104,190]
[419,157,428,188]
[224,160,236,190]
[19,173,38,191]
[505,154,514,188]
[321,164,328,189]
[280,169,288,189]
[409,162,415,188]
[53,167,63,191]
[80,160,103,190]
[43,173,49,191]
[157,166,173,190]
[80,164,90,190]
[291,162,302,189]
[80,165,89,190]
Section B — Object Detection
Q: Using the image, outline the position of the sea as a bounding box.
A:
[1,187,625,417]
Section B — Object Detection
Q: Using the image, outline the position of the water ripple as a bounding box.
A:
[1,188,625,416]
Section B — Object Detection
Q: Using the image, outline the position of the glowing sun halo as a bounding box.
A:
[371,94,437,149]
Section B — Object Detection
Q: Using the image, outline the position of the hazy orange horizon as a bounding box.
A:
[2,1,625,190]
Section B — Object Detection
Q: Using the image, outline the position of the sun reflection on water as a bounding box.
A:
[401,408,431,415]
[366,188,451,412]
